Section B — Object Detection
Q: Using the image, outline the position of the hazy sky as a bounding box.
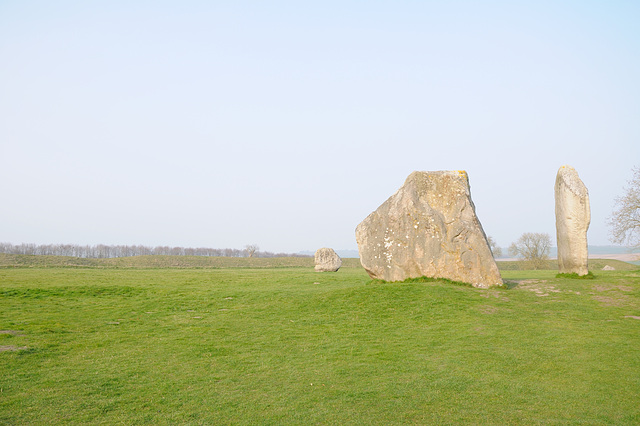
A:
[1,1,639,253]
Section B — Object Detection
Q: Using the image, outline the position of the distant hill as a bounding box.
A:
[583,245,640,255]
[298,249,360,258]
[0,253,363,269]
[495,245,640,259]
[496,258,638,271]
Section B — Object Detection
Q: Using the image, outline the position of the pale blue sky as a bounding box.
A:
[1,1,639,253]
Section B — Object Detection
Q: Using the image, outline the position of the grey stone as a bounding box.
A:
[602,265,615,271]
[355,171,503,288]
[314,248,342,272]
[555,165,590,276]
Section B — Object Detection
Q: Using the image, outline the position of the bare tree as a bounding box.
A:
[244,244,259,258]
[608,166,640,247]
[487,236,502,258]
[508,232,552,269]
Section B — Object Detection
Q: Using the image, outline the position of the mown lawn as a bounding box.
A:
[1,267,639,424]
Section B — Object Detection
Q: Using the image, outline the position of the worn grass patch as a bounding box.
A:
[496,258,637,271]
[1,267,639,424]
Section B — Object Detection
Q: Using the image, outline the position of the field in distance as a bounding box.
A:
[0,253,636,271]
[1,263,639,424]
[0,253,360,269]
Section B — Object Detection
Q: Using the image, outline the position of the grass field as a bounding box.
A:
[1,258,640,424]
[1,252,635,271]
[0,253,362,269]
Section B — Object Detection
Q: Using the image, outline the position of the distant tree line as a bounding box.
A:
[0,242,309,259]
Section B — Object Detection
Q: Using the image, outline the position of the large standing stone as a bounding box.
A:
[314,248,342,272]
[355,171,503,288]
[555,165,590,276]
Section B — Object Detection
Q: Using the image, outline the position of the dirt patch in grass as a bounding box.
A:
[518,279,547,285]
[514,280,562,297]
[592,295,632,307]
[478,305,499,314]
[624,316,640,320]
[594,285,633,292]
[479,292,509,301]
[0,330,24,335]
[591,283,637,307]
[0,345,28,352]
[511,279,589,297]
[0,331,27,352]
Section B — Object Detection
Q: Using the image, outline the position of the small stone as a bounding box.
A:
[314,248,342,272]
[602,265,615,271]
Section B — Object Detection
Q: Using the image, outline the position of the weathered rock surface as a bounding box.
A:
[602,265,615,271]
[555,165,590,276]
[314,248,342,272]
[355,171,503,288]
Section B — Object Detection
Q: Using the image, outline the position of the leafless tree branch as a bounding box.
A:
[608,166,640,247]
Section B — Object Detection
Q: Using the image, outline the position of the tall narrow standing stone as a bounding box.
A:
[555,165,590,275]
[355,171,502,288]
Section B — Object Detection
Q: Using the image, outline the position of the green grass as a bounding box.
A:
[1,252,633,272]
[0,253,363,269]
[372,275,478,288]
[556,271,596,279]
[1,264,640,424]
